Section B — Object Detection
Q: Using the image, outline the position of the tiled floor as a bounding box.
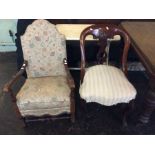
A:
[1,53,155,135]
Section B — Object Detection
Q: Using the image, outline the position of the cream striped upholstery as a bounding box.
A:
[79,65,137,106]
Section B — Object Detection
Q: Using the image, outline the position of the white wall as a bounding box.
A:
[0,19,17,52]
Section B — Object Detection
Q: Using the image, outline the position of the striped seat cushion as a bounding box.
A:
[79,65,137,106]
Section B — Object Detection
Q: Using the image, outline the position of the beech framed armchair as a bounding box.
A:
[3,19,75,126]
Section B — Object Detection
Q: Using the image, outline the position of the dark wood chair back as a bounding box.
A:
[80,24,131,82]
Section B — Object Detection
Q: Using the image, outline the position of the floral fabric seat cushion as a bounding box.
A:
[16,76,71,116]
[80,65,137,106]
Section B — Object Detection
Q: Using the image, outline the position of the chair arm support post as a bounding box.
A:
[3,60,28,93]
[63,58,75,89]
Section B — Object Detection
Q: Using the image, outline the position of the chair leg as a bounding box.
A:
[122,100,135,127]
[122,107,128,127]
[80,99,87,113]
[71,97,75,123]
[70,90,75,123]
[71,112,75,123]
[80,99,90,121]
[22,117,28,128]
[80,99,88,119]
[12,100,26,128]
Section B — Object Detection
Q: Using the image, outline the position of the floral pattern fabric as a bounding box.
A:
[21,19,67,78]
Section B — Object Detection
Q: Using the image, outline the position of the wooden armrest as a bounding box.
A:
[3,60,28,93]
[63,58,75,89]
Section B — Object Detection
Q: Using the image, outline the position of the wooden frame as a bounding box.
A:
[80,24,131,82]
[63,58,75,122]
[3,59,75,126]
[3,19,76,127]
[79,24,134,127]
[3,60,28,126]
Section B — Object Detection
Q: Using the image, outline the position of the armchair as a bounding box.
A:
[3,19,75,126]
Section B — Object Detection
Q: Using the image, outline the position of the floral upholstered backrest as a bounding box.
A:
[21,19,67,78]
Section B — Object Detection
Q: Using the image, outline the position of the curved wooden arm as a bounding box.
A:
[63,58,75,89]
[3,60,28,93]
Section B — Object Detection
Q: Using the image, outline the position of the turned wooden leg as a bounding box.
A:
[122,104,129,127]
[71,102,75,123]
[21,117,28,128]
[9,89,26,128]
[71,114,75,123]
[122,100,135,127]
[12,102,26,128]
[80,98,87,114]
[139,88,155,124]
[13,103,26,128]
[70,90,75,123]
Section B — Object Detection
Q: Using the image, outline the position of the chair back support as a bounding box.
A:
[80,24,130,82]
[21,19,67,78]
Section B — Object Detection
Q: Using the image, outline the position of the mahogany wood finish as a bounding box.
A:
[80,24,132,126]
[63,58,75,122]
[63,58,75,89]
[121,22,155,124]
[3,60,27,94]
[80,24,130,83]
